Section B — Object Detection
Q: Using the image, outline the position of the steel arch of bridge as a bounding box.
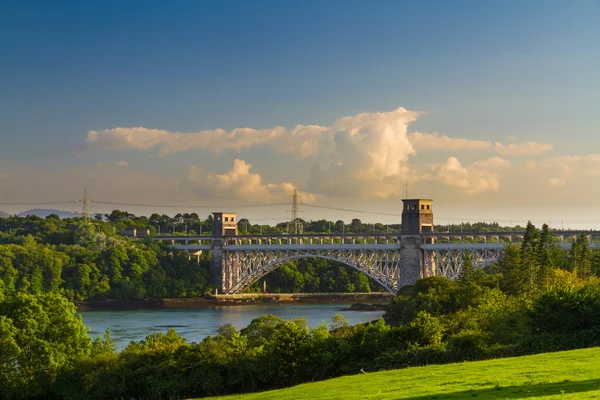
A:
[423,248,502,280]
[222,248,401,294]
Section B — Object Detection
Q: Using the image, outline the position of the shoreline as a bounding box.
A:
[75,292,394,311]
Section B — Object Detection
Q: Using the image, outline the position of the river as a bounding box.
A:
[79,304,385,350]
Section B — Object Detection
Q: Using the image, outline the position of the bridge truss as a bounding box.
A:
[222,248,401,294]
[422,246,503,280]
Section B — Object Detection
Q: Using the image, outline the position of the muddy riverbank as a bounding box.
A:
[76,292,394,311]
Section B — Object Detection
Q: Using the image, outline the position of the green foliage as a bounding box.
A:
[528,284,600,334]
[0,226,212,300]
[409,311,444,347]
[446,329,490,361]
[0,293,91,398]
[255,257,385,294]
[571,232,592,278]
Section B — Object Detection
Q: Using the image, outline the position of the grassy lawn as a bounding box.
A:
[201,347,600,399]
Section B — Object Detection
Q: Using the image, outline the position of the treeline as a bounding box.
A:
[3,222,600,399]
[1,210,529,237]
[0,221,212,300]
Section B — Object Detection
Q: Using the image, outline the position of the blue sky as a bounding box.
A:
[1,0,599,226]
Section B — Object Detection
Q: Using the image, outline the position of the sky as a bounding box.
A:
[1,0,599,228]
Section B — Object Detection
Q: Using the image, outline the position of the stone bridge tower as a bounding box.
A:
[399,199,434,287]
[210,212,238,293]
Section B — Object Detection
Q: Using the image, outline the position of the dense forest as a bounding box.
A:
[2,221,600,399]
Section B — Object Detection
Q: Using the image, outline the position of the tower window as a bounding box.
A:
[421,205,425,210]
[426,205,430,210]
[225,217,229,222]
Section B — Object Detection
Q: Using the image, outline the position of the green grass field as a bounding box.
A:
[202,347,600,399]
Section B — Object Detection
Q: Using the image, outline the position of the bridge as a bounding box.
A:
[154,201,600,295]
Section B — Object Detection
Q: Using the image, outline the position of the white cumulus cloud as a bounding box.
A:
[494,141,553,156]
[307,107,419,198]
[187,159,316,203]
[408,132,492,151]
[437,157,510,194]
[536,154,600,185]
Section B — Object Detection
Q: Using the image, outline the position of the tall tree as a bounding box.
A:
[497,243,524,295]
[521,221,540,294]
[536,224,553,291]
[572,233,592,278]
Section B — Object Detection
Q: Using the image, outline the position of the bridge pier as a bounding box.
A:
[210,238,225,293]
[210,212,238,294]
[399,234,426,287]
[400,199,435,287]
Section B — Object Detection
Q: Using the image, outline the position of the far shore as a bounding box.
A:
[75,292,394,312]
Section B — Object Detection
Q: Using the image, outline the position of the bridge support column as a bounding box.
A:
[210,239,225,294]
[399,235,423,287]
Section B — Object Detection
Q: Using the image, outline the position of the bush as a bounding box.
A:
[446,330,490,361]
[528,284,600,334]
[409,311,444,347]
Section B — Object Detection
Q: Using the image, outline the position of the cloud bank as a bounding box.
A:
[81,107,565,201]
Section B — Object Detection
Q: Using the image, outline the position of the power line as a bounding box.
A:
[95,200,288,208]
[0,201,74,205]
[303,203,403,217]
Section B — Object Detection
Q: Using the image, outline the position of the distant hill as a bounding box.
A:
[0,210,9,218]
[17,209,82,219]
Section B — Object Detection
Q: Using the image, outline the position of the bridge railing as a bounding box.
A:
[223,233,402,246]
[153,236,218,247]
[421,231,600,246]
[153,231,600,248]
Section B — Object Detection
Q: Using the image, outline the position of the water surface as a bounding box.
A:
[80,304,385,350]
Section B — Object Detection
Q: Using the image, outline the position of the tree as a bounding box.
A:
[572,233,592,278]
[497,243,524,295]
[458,251,475,283]
[409,311,444,347]
[521,222,540,294]
[238,218,250,234]
[350,218,362,233]
[105,210,130,224]
[0,293,91,398]
[537,224,559,291]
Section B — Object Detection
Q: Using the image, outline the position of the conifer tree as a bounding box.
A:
[571,232,591,278]
[537,224,553,291]
[521,221,540,294]
[497,243,524,295]
[458,251,475,283]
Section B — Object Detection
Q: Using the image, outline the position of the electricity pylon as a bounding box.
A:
[74,187,96,223]
[288,189,303,234]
